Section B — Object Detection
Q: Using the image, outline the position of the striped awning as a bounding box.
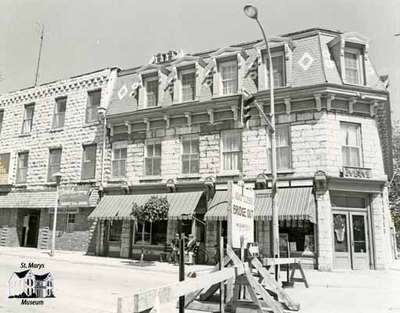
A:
[205,187,316,223]
[88,191,203,220]
[0,192,57,209]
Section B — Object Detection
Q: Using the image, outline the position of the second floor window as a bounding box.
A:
[180,69,196,102]
[48,148,62,182]
[219,60,238,95]
[145,77,159,107]
[86,89,101,123]
[0,153,10,184]
[81,144,97,180]
[341,122,362,167]
[182,137,199,174]
[268,125,291,171]
[145,142,161,176]
[222,131,242,171]
[0,110,4,135]
[112,142,127,178]
[265,51,285,88]
[22,104,34,134]
[344,49,363,85]
[52,97,67,129]
[16,152,29,183]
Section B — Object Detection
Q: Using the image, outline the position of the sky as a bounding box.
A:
[1,0,399,119]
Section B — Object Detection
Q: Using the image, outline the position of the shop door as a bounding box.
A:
[23,214,40,248]
[350,213,369,270]
[333,212,369,270]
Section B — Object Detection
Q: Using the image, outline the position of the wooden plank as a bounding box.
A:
[200,255,231,301]
[289,262,309,288]
[263,258,299,266]
[251,258,300,311]
[124,265,244,313]
[244,269,284,313]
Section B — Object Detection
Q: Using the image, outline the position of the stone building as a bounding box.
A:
[0,68,117,251]
[88,28,395,270]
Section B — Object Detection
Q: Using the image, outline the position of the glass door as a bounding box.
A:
[350,213,369,269]
[333,213,351,269]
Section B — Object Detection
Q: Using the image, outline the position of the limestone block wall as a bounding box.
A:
[0,208,18,247]
[0,69,114,186]
[315,191,334,271]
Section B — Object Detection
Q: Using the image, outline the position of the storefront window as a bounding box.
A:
[109,220,123,241]
[135,220,167,245]
[279,220,315,257]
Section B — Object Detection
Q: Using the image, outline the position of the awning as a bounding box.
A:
[0,192,57,209]
[205,187,316,223]
[88,191,203,220]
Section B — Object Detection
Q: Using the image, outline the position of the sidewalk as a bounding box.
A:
[0,246,211,274]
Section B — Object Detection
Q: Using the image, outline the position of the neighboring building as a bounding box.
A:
[0,68,117,252]
[88,28,394,270]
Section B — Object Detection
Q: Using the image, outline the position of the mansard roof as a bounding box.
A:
[107,27,388,117]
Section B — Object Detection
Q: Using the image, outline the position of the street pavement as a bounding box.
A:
[0,247,399,313]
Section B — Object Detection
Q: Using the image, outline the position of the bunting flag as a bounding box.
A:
[201,59,216,85]
[130,75,142,97]
[163,68,177,92]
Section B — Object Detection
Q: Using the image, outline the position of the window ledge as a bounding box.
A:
[14,183,27,188]
[83,121,101,128]
[18,133,31,138]
[79,179,97,184]
[108,178,128,183]
[177,174,201,179]
[49,128,64,133]
[140,176,162,182]
[173,99,200,106]
[211,94,240,100]
[218,171,241,177]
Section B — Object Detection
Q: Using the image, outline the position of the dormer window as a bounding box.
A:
[219,60,238,95]
[180,68,196,102]
[344,48,363,85]
[144,75,159,107]
[264,51,285,88]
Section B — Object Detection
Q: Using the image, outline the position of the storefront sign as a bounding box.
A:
[0,153,10,185]
[58,186,92,207]
[227,182,255,249]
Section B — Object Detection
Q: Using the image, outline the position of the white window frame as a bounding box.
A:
[0,110,4,135]
[264,50,286,89]
[268,124,293,172]
[341,122,363,167]
[21,104,34,134]
[181,135,199,175]
[52,97,67,129]
[86,89,101,123]
[112,141,128,178]
[144,76,159,108]
[81,144,97,180]
[144,141,161,176]
[47,148,62,182]
[344,47,364,85]
[219,60,238,96]
[179,68,196,102]
[16,151,29,184]
[220,130,242,173]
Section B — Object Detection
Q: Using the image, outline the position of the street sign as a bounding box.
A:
[227,181,255,249]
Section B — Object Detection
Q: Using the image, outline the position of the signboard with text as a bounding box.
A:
[227,182,255,249]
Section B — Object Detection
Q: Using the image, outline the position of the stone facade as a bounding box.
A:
[0,68,117,251]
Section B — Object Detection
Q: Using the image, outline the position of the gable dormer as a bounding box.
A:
[208,46,248,97]
[254,37,295,90]
[328,32,369,86]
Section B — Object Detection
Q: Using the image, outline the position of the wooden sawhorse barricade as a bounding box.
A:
[117,247,302,313]
[262,258,309,288]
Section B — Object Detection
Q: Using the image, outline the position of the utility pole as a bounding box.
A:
[34,23,44,86]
